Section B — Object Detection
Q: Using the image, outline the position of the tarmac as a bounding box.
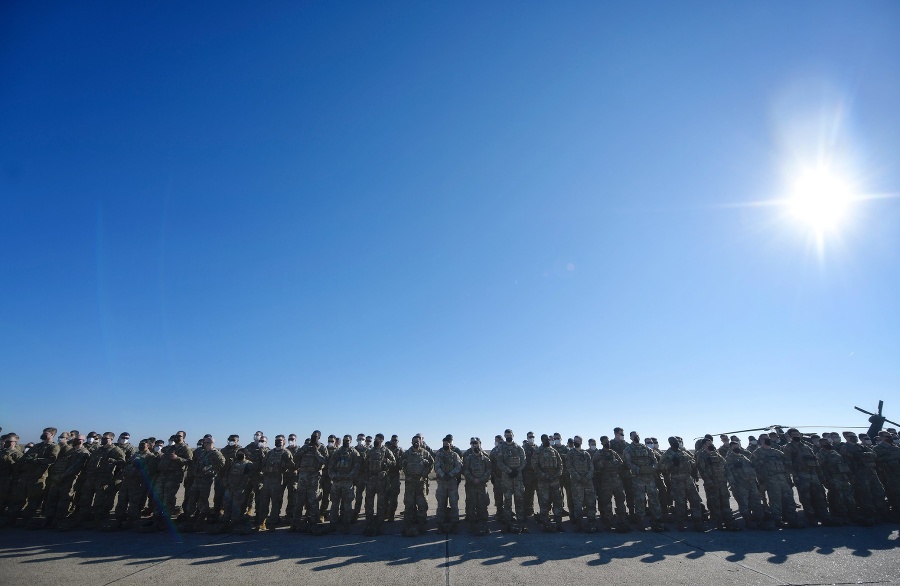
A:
[1,483,898,586]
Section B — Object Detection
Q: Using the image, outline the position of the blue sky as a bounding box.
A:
[2,2,899,447]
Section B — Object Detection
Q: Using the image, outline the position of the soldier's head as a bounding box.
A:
[356,434,365,447]
[859,433,872,446]
[58,431,70,445]
[470,437,482,452]
[196,440,203,448]
[667,437,679,449]
[154,439,164,452]
[254,431,264,442]
[203,437,214,449]
[494,435,502,447]
[342,434,352,448]
[236,449,248,461]
[552,432,562,446]
[4,434,19,448]
[259,436,268,448]
[819,437,833,450]
[311,430,321,443]
[719,434,728,444]
[540,434,550,447]
[599,435,610,449]
[767,432,778,442]
[118,432,130,446]
[504,429,514,443]
[442,435,452,450]
[412,435,422,449]
[390,434,398,446]
[86,432,98,444]
[729,435,740,446]
[228,435,239,446]
[644,437,654,448]
[173,432,184,445]
[702,437,715,451]
[288,434,297,446]
[374,433,384,447]
[588,438,597,451]
[842,431,858,444]
[39,430,53,443]
[730,441,742,453]
[274,435,285,448]
[630,431,640,444]
[138,440,149,452]
[43,427,57,438]
[787,428,801,441]
[100,432,114,446]
[613,427,624,440]
[748,435,757,446]
[365,436,372,447]
[829,432,841,444]
[73,434,85,447]
[573,435,583,449]
[177,431,187,441]
[760,437,772,448]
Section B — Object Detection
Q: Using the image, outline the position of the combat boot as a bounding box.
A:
[257,519,267,532]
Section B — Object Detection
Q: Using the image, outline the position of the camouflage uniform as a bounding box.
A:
[7,440,59,520]
[77,443,125,523]
[0,445,22,515]
[489,442,504,518]
[567,446,597,531]
[214,441,240,518]
[873,440,900,517]
[328,445,360,531]
[285,441,300,522]
[115,450,158,524]
[463,448,492,534]
[533,444,563,530]
[659,447,702,528]
[751,446,801,526]
[696,447,737,529]
[496,440,527,528]
[522,440,537,518]
[609,436,634,516]
[623,442,663,527]
[816,446,857,521]
[352,442,369,519]
[319,442,337,520]
[222,458,253,525]
[385,441,404,521]
[556,442,572,515]
[154,442,192,520]
[242,441,267,516]
[723,450,764,527]
[400,444,434,535]
[184,447,226,522]
[362,445,397,535]
[433,447,462,531]
[593,448,628,528]
[292,441,328,528]
[46,445,90,523]
[258,446,293,526]
[783,439,833,524]
[840,441,887,522]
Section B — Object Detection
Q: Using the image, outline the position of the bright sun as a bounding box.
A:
[788,167,855,232]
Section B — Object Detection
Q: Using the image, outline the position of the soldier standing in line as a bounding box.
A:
[220,449,254,532]
[284,433,300,525]
[839,431,887,524]
[243,433,267,518]
[0,434,23,519]
[328,435,360,534]
[384,434,404,522]
[723,440,766,530]
[153,431,192,529]
[567,435,598,532]
[489,435,504,520]
[594,435,630,532]
[696,437,740,531]
[400,435,434,536]
[351,433,369,523]
[659,437,704,531]
[213,435,240,521]
[873,432,900,520]
[76,431,125,528]
[751,436,803,529]
[816,436,857,524]
[319,435,338,522]
[257,435,293,530]
[362,433,396,536]
[522,432,538,520]
[182,436,225,531]
[782,428,835,526]
[623,431,665,532]
[609,427,634,520]
[496,429,528,533]
[115,440,158,529]
[433,435,462,534]
[463,437,492,535]
[5,428,60,525]
[46,435,90,529]
[533,434,563,532]
[291,430,328,533]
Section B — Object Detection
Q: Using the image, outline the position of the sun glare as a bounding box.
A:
[788,167,854,233]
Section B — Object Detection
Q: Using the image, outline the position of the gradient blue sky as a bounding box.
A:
[2,3,899,447]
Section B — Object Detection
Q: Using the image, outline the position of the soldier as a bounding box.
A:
[181,436,225,531]
[4,428,59,524]
[328,434,360,533]
[114,440,158,529]
[873,432,900,520]
[351,433,369,522]
[213,434,240,521]
[566,435,598,532]
[433,435,462,533]
[319,435,338,521]
[839,431,887,524]
[659,437,703,531]
[623,431,665,531]
[522,432,538,520]
[153,431,192,529]
[782,428,835,526]
[495,429,527,532]
[554,433,573,517]
[75,432,125,528]
[0,433,23,519]
[290,430,328,532]
[400,435,434,536]
[257,435,294,530]
[816,437,857,524]
[362,433,397,536]
[221,449,254,532]
[751,437,803,528]
[489,435,504,519]
[284,433,300,524]
[42,434,89,528]
[532,434,563,532]
[463,437,492,535]
[747,436,759,453]
[723,440,766,529]
[609,427,634,519]
[111,432,135,513]
[594,435,630,532]
[243,433,268,518]
[696,437,740,531]
[384,434,404,522]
